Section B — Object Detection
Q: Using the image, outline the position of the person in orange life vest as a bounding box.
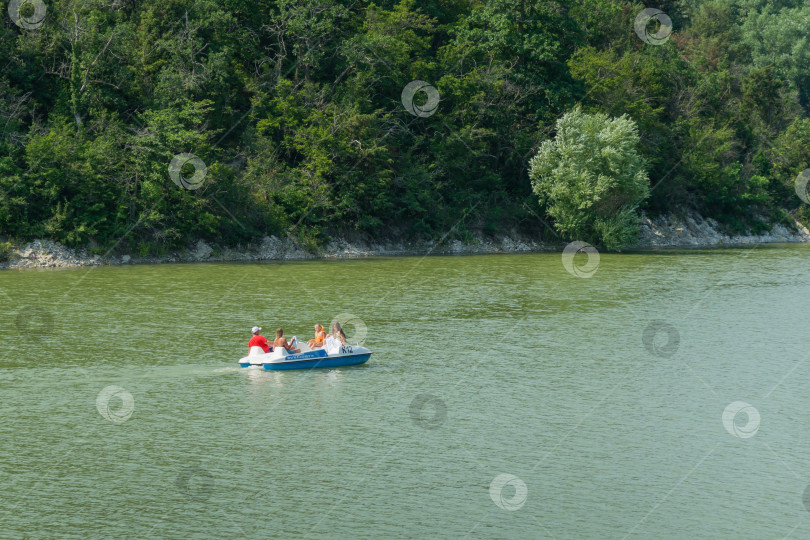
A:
[248,326,272,353]
[308,324,327,349]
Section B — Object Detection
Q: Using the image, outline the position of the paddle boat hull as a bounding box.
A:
[263,350,371,370]
[238,344,371,370]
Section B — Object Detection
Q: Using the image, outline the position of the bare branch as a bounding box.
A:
[79,32,116,93]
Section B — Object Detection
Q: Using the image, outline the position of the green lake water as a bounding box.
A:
[2,247,810,538]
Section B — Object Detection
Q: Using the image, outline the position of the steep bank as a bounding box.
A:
[3,211,809,269]
[636,210,810,248]
[0,235,552,269]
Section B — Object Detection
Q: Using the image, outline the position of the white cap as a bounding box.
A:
[251,326,261,333]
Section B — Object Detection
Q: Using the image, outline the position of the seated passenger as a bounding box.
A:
[248,326,272,353]
[329,322,347,345]
[273,328,301,353]
[308,324,327,349]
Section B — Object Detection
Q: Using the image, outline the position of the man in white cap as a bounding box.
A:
[248,326,271,353]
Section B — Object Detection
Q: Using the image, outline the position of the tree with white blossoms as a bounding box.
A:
[529,108,650,251]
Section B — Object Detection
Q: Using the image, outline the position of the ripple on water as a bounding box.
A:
[2,248,810,537]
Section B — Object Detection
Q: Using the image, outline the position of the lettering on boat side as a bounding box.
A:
[340,345,354,354]
[285,351,327,361]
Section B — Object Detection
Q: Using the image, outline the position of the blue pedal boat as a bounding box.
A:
[238,344,371,370]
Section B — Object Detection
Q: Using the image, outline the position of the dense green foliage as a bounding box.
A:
[1,0,810,252]
[530,109,649,250]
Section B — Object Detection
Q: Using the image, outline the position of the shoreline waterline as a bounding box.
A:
[3,210,809,270]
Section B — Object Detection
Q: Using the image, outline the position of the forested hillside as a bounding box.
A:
[2,0,810,253]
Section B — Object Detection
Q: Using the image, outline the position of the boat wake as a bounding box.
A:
[212,366,243,373]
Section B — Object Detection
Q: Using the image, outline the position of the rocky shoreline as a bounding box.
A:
[3,210,809,269]
[636,210,810,248]
[1,235,552,269]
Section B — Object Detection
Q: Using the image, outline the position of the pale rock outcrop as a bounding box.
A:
[3,210,809,269]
